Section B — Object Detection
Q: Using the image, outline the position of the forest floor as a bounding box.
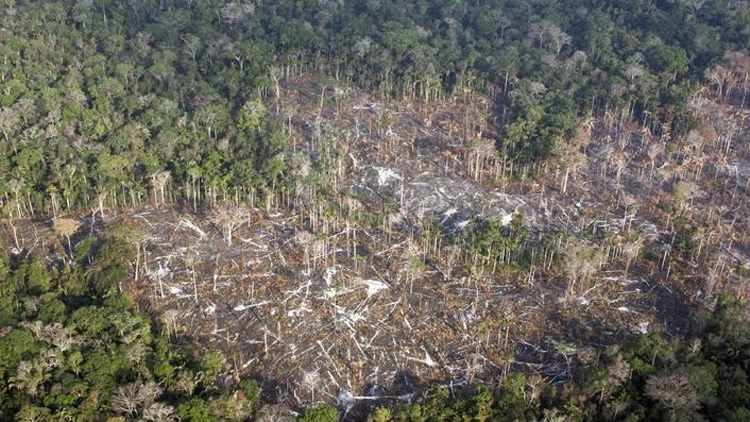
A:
[4,74,749,416]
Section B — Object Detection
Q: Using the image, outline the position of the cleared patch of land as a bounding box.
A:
[4,75,749,413]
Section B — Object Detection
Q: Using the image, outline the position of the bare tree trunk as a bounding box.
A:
[134,244,140,282]
[10,221,20,250]
[192,264,198,303]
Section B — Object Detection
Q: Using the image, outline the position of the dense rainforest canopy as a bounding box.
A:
[1,0,749,216]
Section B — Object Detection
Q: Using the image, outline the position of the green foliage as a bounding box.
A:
[296,404,340,422]
[369,407,392,422]
[503,88,577,162]
[7,259,51,295]
[177,398,218,422]
[238,101,268,134]
[198,348,226,388]
[624,331,677,376]
[0,0,745,215]
[496,374,535,421]
[465,214,529,272]
[0,329,38,373]
[74,237,99,263]
[0,240,258,422]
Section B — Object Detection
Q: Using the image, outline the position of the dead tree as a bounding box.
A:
[52,217,81,258]
[185,249,201,303]
[150,170,171,206]
[556,143,587,195]
[563,239,605,301]
[93,191,108,220]
[210,204,251,246]
[645,371,700,422]
[1,199,21,250]
[295,230,315,272]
